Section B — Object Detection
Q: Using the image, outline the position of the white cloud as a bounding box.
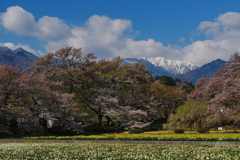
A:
[113,39,182,60]
[1,7,240,67]
[0,6,71,41]
[42,11,240,66]
[197,12,240,40]
[190,37,194,42]
[217,12,240,30]
[1,6,37,35]
[86,15,132,45]
[198,21,221,37]
[44,15,182,60]
[183,40,233,65]
[37,50,45,57]
[178,37,185,43]
[184,12,240,66]
[43,15,133,59]
[70,15,132,48]
[0,7,183,60]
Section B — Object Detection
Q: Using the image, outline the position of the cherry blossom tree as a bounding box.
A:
[188,52,240,131]
[77,58,158,130]
[0,65,24,136]
[31,47,96,93]
[0,64,81,136]
[30,47,165,131]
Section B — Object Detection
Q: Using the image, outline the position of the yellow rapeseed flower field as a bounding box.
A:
[24,130,240,141]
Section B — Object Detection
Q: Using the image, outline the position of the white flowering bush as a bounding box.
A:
[0,143,240,159]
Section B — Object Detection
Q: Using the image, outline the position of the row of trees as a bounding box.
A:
[0,47,187,137]
[154,75,195,93]
[3,47,237,136]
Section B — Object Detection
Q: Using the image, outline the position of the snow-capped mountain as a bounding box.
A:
[13,47,38,62]
[0,44,12,52]
[124,57,199,76]
[173,58,228,84]
[0,45,38,70]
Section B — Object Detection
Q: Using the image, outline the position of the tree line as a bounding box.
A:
[0,47,239,137]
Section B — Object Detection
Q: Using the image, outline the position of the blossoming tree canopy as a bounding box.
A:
[188,52,240,130]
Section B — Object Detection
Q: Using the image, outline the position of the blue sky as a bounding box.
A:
[1,0,240,66]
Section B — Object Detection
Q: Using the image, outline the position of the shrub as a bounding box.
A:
[167,101,209,130]
[129,129,144,134]
[197,127,209,133]
[42,126,74,136]
[174,129,184,133]
[52,126,72,135]
[83,124,116,134]
[149,119,164,131]
[102,126,116,133]
[9,119,19,127]
[9,127,21,134]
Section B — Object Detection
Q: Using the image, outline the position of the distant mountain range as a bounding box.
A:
[124,57,199,77]
[12,47,38,62]
[0,45,38,70]
[173,59,229,84]
[0,44,229,84]
[0,45,12,52]
[124,57,229,84]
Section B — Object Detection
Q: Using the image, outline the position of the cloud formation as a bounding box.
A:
[183,12,240,65]
[44,14,182,60]
[178,37,185,43]
[1,6,71,41]
[1,6,240,66]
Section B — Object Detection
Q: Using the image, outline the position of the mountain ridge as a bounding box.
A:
[173,58,229,84]
[0,45,12,52]
[0,45,38,70]
[0,50,33,71]
[0,44,229,83]
[124,57,199,77]
[13,47,38,62]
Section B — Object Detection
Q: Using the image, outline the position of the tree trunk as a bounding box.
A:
[106,116,112,126]
[163,108,168,122]
[98,115,103,126]
[234,124,236,133]
[3,93,9,105]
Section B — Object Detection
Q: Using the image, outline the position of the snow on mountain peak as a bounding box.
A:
[125,56,199,75]
[14,47,25,51]
[0,44,12,52]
